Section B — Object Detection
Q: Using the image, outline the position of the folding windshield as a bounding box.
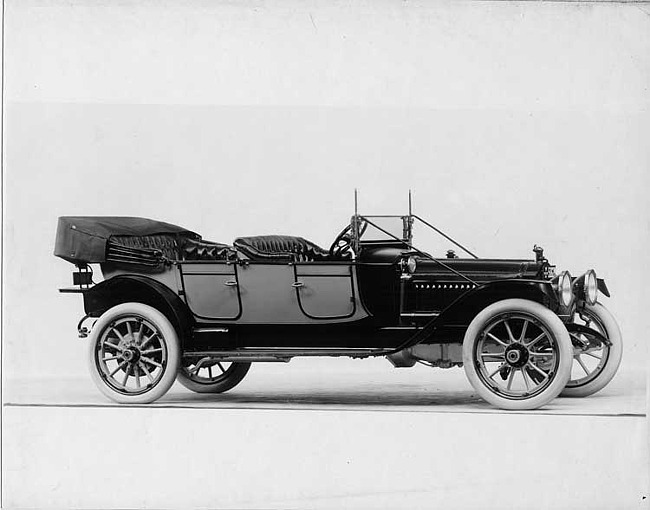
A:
[349,191,478,260]
[358,215,411,243]
[352,213,477,260]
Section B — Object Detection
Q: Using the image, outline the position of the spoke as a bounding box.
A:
[519,319,529,342]
[487,333,508,347]
[141,348,163,355]
[488,363,506,379]
[138,361,154,383]
[576,355,591,375]
[525,332,546,348]
[529,351,555,358]
[583,351,603,361]
[137,322,145,343]
[122,365,131,386]
[506,369,515,390]
[521,369,531,391]
[481,351,505,359]
[126,321,133,339]
[102,355,121,362]
[140,333,157,350]
[216,362,226,373]
[109,361,127,377]
[110,326,125,342]
[134,364,140,389]
[527,362,549,380]
[104,340,122,352]
[189,364,201,375]
[504,320,516,343]
[208,366,213,379]
[141,356,162,368]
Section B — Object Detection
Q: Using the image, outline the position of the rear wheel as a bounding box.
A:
[463,299,573,410]
[177,357,251,393]
[560,303,622,397]
[87,303,180,404]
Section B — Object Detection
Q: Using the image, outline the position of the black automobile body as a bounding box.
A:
[55,195,622,409]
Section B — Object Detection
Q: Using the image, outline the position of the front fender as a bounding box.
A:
[597,278,611,298]
[403,279,558,347]
[435,279,558,325]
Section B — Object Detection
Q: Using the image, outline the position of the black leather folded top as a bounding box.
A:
[54,216,197,264]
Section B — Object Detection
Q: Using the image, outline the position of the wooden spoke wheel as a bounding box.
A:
[88,303,180,404]
[177,357,251,394]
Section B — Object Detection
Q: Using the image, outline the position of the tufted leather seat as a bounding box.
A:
[234,235,330,262]
[110,234,234,262]
[181,238,234,261]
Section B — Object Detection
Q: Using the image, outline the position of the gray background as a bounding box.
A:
[3,0,649,379]
[2,1,649,508]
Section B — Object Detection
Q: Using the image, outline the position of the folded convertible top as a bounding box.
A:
[54,216,199,264]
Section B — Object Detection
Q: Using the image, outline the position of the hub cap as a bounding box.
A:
[505,344,529,368]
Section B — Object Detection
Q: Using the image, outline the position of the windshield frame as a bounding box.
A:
[351,213,478,260]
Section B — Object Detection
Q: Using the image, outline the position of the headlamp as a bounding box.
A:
[584,269,598,305]
[558,271,573,307]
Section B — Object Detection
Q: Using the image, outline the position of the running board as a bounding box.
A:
[183,347,392,362]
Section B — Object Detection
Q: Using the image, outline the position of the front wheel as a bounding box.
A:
[560,303,622,397]
[463,299,573,410]
[87,303,180,404]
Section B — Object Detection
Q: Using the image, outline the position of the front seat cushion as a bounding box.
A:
[233,235,330,262]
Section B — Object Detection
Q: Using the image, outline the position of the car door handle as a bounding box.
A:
[292,281,304,288]
[223,280,238,287]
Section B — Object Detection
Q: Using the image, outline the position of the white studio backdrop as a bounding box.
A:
[3,0,649,382]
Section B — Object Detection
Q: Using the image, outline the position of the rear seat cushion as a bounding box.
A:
[110,234,234,261]
[233,235,330,262]
[181,238,234,261]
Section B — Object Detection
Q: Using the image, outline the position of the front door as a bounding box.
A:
[293,263,356,319]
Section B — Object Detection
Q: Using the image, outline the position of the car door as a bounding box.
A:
[293,263,356,319]
[180,262,242,320]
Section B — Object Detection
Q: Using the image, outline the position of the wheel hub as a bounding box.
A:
[505,343,529,368]
[122,347,141,363]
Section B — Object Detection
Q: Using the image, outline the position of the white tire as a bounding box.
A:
[560,303,623,397]
[87,303,180,404]
[463,299,573,410]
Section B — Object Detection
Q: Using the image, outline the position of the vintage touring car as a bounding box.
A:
[54,196,622,410]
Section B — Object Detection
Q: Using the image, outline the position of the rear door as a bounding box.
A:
[180,262,241,320]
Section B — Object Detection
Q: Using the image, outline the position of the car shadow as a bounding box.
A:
[162,387,484,408]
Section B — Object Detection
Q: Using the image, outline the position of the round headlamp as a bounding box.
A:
[558,271,573,307]
[406,256,417,274]
[584,269,598,305]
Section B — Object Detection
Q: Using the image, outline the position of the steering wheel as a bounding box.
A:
[329,219,368,259]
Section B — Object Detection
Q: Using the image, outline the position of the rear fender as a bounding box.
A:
[83,275,193,345]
